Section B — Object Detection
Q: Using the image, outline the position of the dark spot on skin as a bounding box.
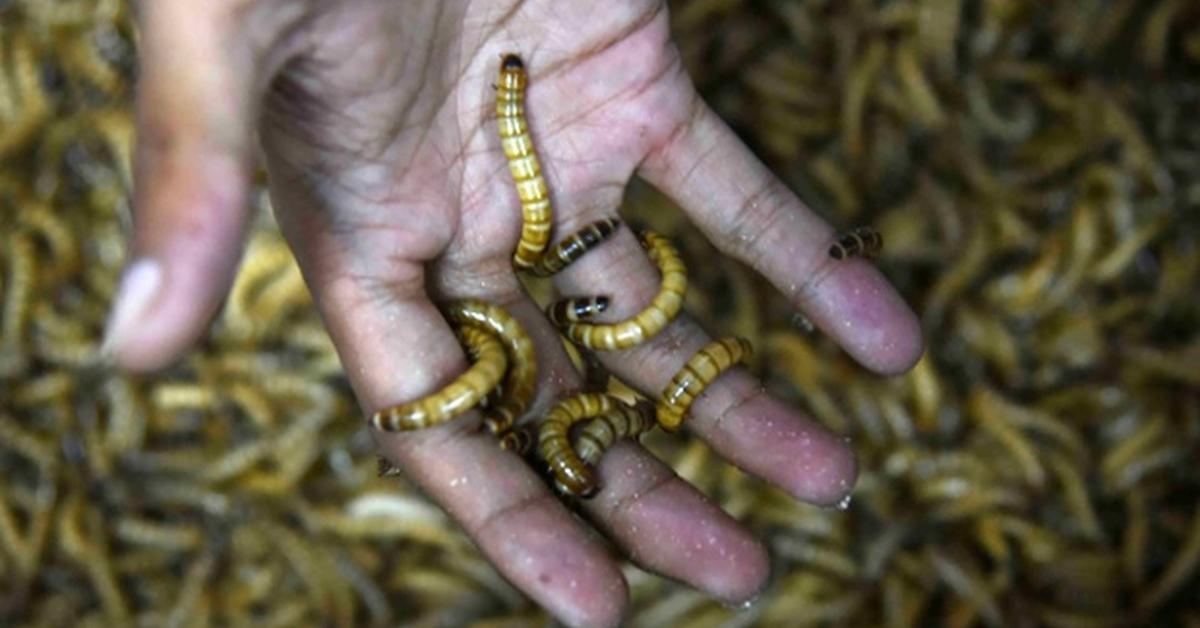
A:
[538,573,552,584]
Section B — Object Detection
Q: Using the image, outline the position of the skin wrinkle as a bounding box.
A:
[712,378,768,430]
[539,22,678,142]
[535,2,665,90]
[721,179,797,274]
[638,90,705,177]
[472,485,560,540]
[604,465,676,526]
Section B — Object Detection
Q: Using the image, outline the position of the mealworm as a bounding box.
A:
[573,399,656,466]
[496,425,533,456]
[529,218,621,277]
[497,54,552,269]
[657,336,753,431]
[442,299,535,435]
[828,226,883,260]
[546,295,610,326]
[369,324,507,431]
[537,393,613,497]
[553,230,687,350]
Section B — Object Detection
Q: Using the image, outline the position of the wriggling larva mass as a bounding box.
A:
[657,336,753,431]
[538,393,655,497]
[828,226,883,260]
[369,324,507,432]
[497,54,552,269]
[442,299,535,435]
[552,230,687,350]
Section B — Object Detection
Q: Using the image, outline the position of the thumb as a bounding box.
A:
[104,2,302,371]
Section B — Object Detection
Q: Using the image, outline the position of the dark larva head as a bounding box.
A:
[502,54,524,70]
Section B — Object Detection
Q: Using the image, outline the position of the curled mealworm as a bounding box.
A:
[657,336,753,431]
[529,218,622,277]
[442,299,535,435]
[828,226,883,260]
[574,399,656,466]
[538,393,615,497]
[552,230,687,350]
[369,325,507,431]
[497,54,553,270]
[538,393,653,497]
[496,424,534,456]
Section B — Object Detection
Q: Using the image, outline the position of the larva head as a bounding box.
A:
[554,465,599,499]
[502,54,523,70]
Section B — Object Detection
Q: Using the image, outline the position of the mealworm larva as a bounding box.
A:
[657,336,753,431]
[442,299,536,435]
[538,393,615,497]
[553,230,687,350]
[828,226,883,260]
[370,324,507,431]
[497,424,533,455]
[574,399,656,466]
[547,295,610,326]
[529,218,621,277]
[497,54,553,269]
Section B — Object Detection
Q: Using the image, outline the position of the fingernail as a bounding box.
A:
[102,259,163,356]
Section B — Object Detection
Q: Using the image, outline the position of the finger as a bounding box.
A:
[105,2,305,371]
[581,442,770,603]
[551,227,858,507]
[640,101,923,375]
[436,254,769,604]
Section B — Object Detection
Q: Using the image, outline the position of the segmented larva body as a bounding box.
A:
[657,336,753,431]
[538,393,622,497]
[442,300,536,435]
[828,226,883,260]
[574,399,656,466]
[529,218,622,277]
[547,296,610,327]
[497,54,552,270]
[552,230,687,350]
[369,325,507,431]
[497,425,533,456]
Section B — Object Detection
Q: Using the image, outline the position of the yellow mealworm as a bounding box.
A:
[657,336,753,431]
[442,299,536,435]
[370,324,507,431]
[529,218,621,277]
[828,226,883,260]
[497,54,553,269]
[553,230,687,350]
[538,393,616,497]
[547,295,610,327]
[537,393,653,497]
[573,399,656,466]
[496,425,533,456]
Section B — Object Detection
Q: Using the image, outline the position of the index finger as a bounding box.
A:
[640,101,923,375]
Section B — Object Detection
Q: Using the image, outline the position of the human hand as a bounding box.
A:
[105,1,923,626]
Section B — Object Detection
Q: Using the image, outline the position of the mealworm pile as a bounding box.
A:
[2,0,1198,626]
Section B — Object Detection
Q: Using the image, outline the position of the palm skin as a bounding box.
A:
[109,2,923,626]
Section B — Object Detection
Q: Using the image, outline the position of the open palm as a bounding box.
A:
[108,1,923,626]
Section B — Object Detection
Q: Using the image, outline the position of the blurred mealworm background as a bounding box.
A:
[1,0,1198,626]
